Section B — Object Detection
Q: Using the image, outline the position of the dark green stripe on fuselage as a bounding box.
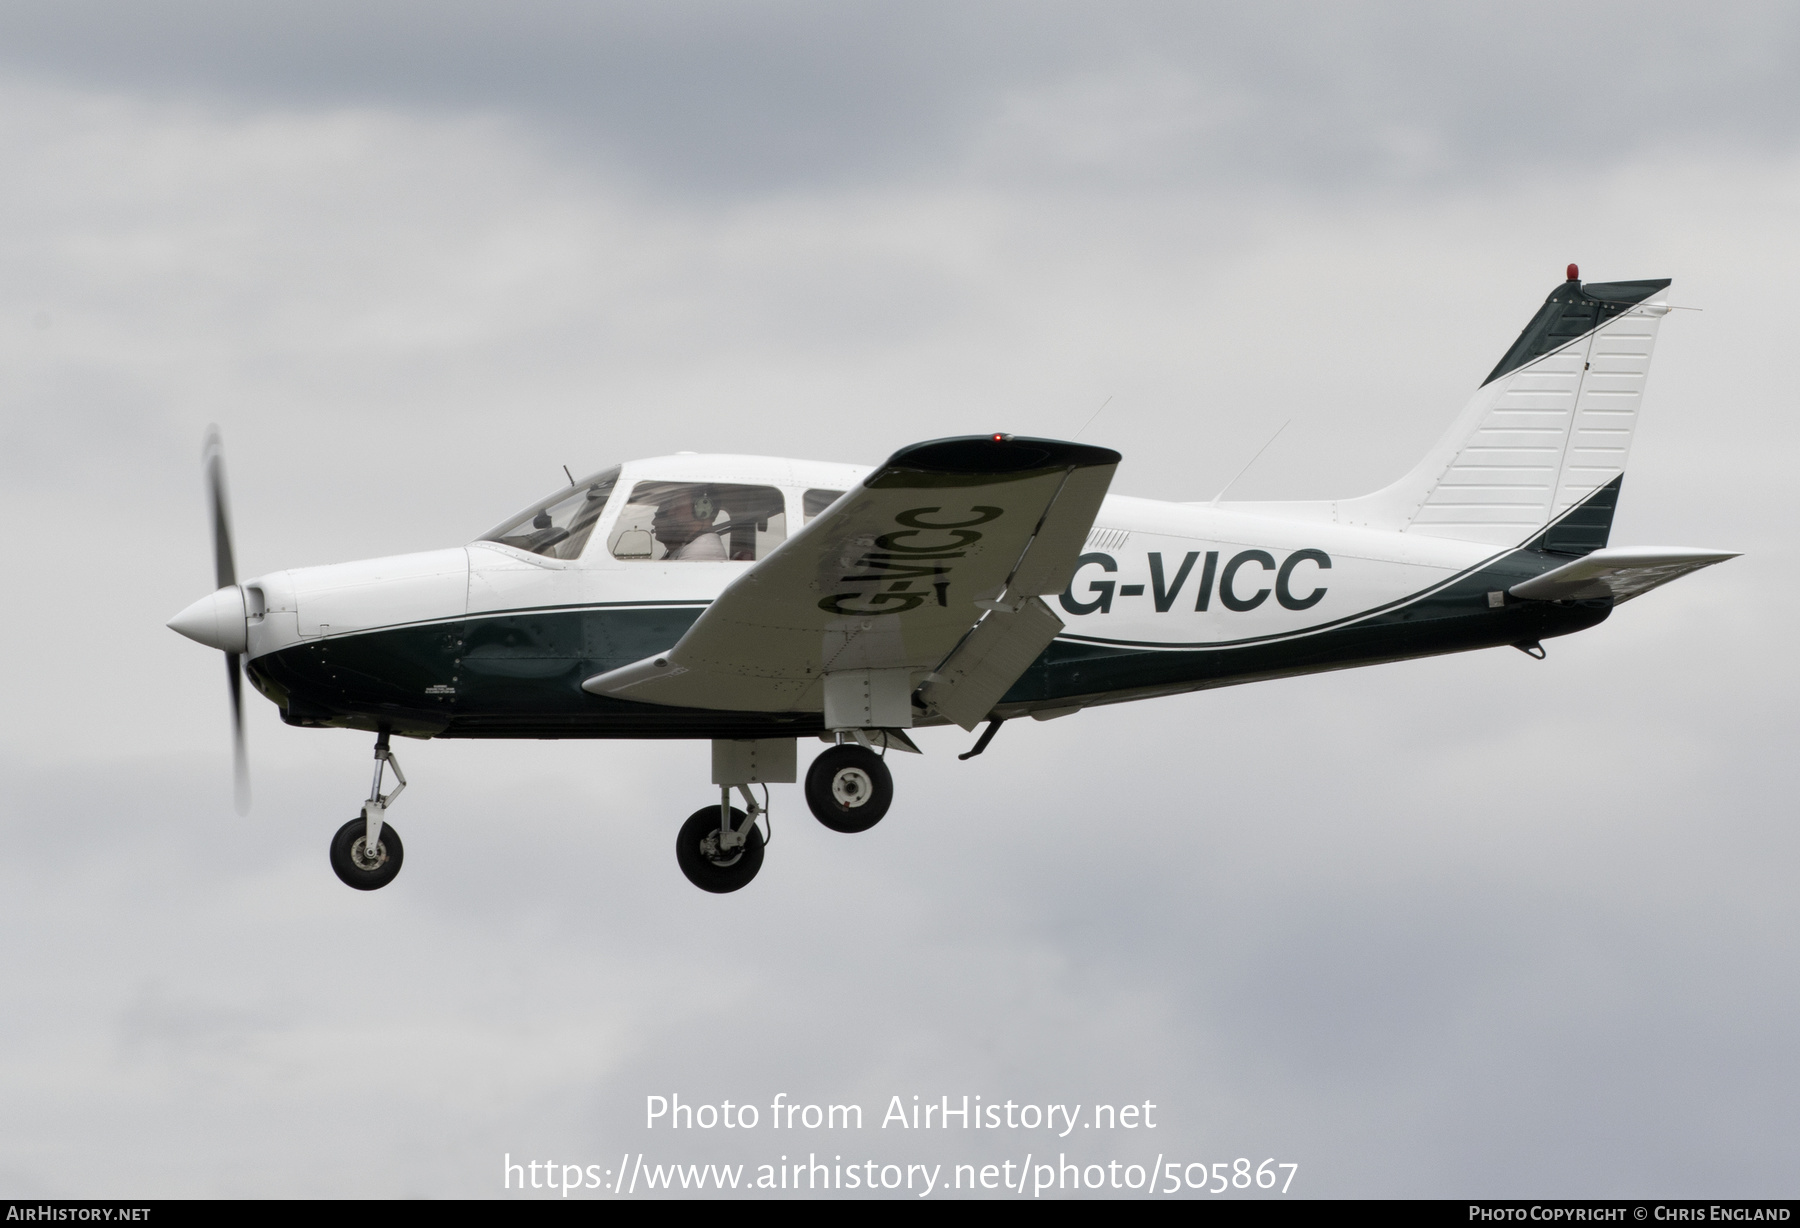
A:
[246,547,1609,740]
[1009,560,1606,707]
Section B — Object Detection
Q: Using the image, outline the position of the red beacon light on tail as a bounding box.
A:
[1567,263,1580,281]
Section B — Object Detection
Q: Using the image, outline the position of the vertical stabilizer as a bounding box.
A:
[1333,273,1672,551]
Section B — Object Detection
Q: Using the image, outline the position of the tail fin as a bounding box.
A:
[1337,271,1672,553]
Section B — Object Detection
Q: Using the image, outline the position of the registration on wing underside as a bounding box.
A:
[581,436,1120,714]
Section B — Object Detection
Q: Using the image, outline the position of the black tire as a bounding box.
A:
[330,814,404,891]
[675,806,765,893]
[805,745,893,833]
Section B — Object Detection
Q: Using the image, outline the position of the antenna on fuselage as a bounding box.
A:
[1071,395,1113,441]
[562,465,575,486]
[1210,418,1291,506]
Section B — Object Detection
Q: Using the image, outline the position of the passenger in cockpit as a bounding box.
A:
[652,487,728,561]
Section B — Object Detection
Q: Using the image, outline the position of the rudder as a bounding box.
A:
[1335,270,1672,552]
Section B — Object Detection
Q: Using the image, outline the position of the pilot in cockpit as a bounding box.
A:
[651,486,728,561]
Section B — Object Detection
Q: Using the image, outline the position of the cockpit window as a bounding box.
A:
[479,467,620,560]
[803,489,846,521]
[608,481,787,561]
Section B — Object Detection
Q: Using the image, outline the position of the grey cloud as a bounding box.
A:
[0,2,1797,195]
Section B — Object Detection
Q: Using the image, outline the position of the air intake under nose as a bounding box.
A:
[167,585,248,654]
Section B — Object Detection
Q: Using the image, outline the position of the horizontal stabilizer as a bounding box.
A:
[1509,547,1738,604]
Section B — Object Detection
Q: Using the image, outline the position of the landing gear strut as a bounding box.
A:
[330,728,406,891]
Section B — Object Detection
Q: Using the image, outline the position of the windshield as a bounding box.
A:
[479,467,620,560]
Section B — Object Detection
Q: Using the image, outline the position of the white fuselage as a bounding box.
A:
[237,453,1495,684]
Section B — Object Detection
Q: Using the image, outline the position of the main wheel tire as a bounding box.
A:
[805,744,893,833]
[330,815,404,891]
[675,806,765,893]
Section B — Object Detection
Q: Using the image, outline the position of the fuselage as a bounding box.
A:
[241,452,1607,740]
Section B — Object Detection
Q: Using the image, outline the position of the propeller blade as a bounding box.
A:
[228,651,250,815]
[203,425,236,591]
[204,426,251,814]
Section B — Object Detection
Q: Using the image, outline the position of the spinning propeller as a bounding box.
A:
[167,427,252,814]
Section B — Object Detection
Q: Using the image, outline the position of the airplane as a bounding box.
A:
[167,265,1737,894]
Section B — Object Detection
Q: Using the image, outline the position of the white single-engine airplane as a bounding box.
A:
[170,267,1736,894]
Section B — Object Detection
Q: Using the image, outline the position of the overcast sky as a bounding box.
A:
[1,2,1795,1199]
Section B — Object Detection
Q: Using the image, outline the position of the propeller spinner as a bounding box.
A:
[166,426,251,814]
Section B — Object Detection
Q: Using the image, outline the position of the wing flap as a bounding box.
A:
[581,436,1119,714]
[1509,546,1739,603]
[917,596,1065,731]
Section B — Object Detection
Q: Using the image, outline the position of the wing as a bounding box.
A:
[1508,546,1739,603]
[582,435,1120,719]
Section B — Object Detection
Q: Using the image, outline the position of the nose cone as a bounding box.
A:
[168,586,247,653]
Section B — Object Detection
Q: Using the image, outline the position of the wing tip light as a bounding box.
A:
[884,434,1121,477]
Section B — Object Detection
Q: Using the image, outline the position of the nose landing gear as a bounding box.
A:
[330,729,406,891]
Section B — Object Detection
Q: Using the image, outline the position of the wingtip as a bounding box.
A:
[882,435,1122,476]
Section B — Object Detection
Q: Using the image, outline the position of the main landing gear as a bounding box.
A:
[673,735,899,893]
[805,743,892,833]
[324,731,908,894]
[675,789,767,894]
[330,729,406,891]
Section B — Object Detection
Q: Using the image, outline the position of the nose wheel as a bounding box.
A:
[805,744,892,832]
[330,815,404,890]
